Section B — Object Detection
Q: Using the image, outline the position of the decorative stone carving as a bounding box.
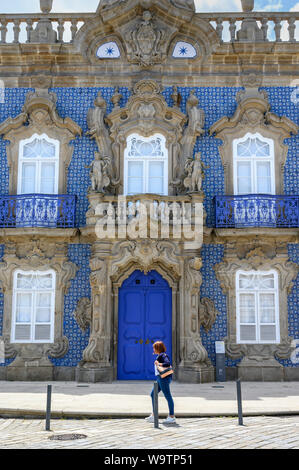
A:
[45,336,69,359]
[0,241,79,379]
[0,87,81,195]
[126,11,166,67]
[214,243,298,379]
[73,298,92,332]
[199,297,220,333]
[210,87,298,195]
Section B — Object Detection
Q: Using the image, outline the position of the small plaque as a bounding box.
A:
[215,341,225,354]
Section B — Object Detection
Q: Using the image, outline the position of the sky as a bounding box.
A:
[0,0,298,13]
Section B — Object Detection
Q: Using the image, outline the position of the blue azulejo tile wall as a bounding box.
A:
[200,244,242,368]
[50,244,91,367]
[0,86,297,227]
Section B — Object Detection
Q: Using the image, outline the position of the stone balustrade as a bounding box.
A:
[0,11,297,44]
[201,12,299,43]
[0,14,93,44]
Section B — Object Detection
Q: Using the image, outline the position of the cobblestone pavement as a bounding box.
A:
[0,416,299,449]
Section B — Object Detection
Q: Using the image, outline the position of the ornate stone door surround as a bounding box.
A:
[76,238,221,383]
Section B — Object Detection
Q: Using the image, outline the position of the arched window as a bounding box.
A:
[124,134,168,196]
[236,270,280,344]
[11,270,56,343]
[18,134,59,195]
[233,133,275,195]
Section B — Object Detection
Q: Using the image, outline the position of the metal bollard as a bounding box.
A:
[153,382,159,428]
[236,379,243,426]
[45,384,52,431]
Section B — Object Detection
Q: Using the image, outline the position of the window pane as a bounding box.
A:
[257,162,271,193]
[239,274,256,290]
[40,139,56,158]
[128,162,143,194]
[36,274,54,289]
[128,162,143,177]
[128,137,163,157]
[35,325,51,341]
[259,293,276,323]
[260,325,277,342]
[16,293,32,323]
[41,163,56,194]
[240,325,256,341]
[17,274,34,289]
[21,163,36,193]
[15,325,31,341]
[239,294,256,323]
[259,274,275,290]
[237,162,252,194]
[148,162,164,194]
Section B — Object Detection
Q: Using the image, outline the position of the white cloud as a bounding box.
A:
[290,2,299,10]
[259,0,283,11]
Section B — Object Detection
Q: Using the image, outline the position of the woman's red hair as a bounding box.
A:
[153,341,166,354]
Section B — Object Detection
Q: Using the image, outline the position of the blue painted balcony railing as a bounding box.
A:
[0,194,77,228]
[215,195,299,228]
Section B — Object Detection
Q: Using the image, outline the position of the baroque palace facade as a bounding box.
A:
[0,0,298,382]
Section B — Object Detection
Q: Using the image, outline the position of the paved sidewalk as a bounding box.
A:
[1,416,299,449]
[0,381,299,418]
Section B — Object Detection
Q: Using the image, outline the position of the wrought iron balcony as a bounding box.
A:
[0,194,76,228]
[215,195,299,228]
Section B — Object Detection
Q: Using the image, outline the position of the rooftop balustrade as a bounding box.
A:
[0,11,297,44]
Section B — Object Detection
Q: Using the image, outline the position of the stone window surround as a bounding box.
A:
[18,133,60,195]
[0,87,82,196]
[11,268,56,344]
[233,132,275,195]
[123,132,168,196]
[214,246,299,363]
[235,268,280,345]
[210,87,299,196]
[0,240,79,368]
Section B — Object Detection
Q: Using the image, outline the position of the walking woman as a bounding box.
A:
[145,341,176,424]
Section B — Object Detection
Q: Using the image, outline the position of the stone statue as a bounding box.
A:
[170,0,195,11]
[86,153,110,193]
[186,90,205,135]
[87,92,112,157]
[184,152,209,193]
[180,90,205,173]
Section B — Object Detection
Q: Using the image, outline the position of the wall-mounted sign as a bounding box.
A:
[96,42,121,59]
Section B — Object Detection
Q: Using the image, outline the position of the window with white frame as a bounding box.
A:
[236,270,280,344]
[233,133,275,195]
[18,134,59,195]
[124,134,168,196]
[11,270,56,343]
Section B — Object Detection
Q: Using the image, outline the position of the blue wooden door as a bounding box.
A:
[117,270,172,380]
